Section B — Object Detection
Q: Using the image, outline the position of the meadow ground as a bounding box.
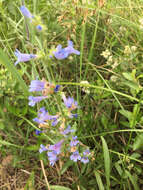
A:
[1,0,143,189]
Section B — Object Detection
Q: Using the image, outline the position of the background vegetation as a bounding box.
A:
[1,0,143,189]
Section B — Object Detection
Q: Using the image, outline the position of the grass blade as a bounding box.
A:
[125,170,139,190]
[101,136,110,190]
[94,170,105,190]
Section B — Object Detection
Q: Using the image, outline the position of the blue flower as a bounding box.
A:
[62,95,78,110]
[47,151,58,166]
[20,6,33,20]
[83,149,90,156]
[51,41,80,60]
[29,80,45,92]
[48,140,63,154]
[36,25,42,31]
[28,96,47,106]
[70,136,79,147]
[61,125,74,135]
[14,49,37,65]
[39,144,48,153]
[81,157,89,164]
[53,45,69,60]
[70,151,81,162]
[69,113,78,118]
[54,85,61,92]
[35,130,43,135]
[33,107,51,124]
[64,40,80,55]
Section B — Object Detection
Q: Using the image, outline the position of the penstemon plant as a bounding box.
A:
[15,4,91,167]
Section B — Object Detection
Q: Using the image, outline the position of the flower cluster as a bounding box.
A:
[28,79,91,166]
[14,4,90,167]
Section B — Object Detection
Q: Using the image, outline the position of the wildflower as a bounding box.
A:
[51,40,80,60]
[48,140,64,154]
[101,49,110,59]
[20,6,33,20]
[35,129,43,135]
[70,151,81,162]
[54,85,61,92]
[33,107,51,124]
[131,46,137,52]
[69,113,78,118]
[14,49,37,66]
[28,96,47,107]
[70,136,79,147]
[29,80,45,92]
[64,40,80,55]
[83,149,90,156]
[36,25,42,31]
[53,45,69,60]
[80,81,90,94]
[47,151,58,166]
[81,157,89,164]
[39,144,48,153]
[61,125,75,135]
[124,45,131,55]
[62,95,78,110]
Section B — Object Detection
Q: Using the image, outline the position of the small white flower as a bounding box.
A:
[80,81,90,94]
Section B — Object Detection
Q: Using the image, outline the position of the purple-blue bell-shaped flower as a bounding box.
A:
[70,151,81,162]
[81,157,89,164]
[70,136,79,147]
[39,144,48,153]
[48,140,64,154]
[14,49,37,66]
[64,40,80,55]
[53,45,69,60]
[29,80,45,92]
[20,6,33,20]
[28,96,47,107]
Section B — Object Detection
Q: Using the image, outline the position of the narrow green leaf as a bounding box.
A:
[60,160,73,175]
[94,170,105,190]
[50,185,72,190]
[0,48,29,95]
[101,136,110,190]
[125,170,139,190]
[133,134,143,150]
[0,139,22,148]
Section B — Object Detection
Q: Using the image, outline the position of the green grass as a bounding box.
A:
[1,0,143,189]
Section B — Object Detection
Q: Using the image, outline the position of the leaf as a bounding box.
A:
[0,49,29,95]
[50,186,72,190]
[60,160,73,175]
[119,109,132,121]
[133,134,143,150]
[101,136,110,190]
[0,139,22,148]
[125,170,139,190]
[94,170,105,190]
[123,72,133,81]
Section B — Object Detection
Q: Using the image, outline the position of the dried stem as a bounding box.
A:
[40,160,51,190]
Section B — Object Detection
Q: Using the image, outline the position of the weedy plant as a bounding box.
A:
[1,0,143,189]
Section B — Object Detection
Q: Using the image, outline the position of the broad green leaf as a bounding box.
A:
[50,186,72,190]
[101,136,110,190]
[133,134,143,150]
[125,170,139,190]
[0,49,29,95]
[123,72,133,81]
[94,170,105,190]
